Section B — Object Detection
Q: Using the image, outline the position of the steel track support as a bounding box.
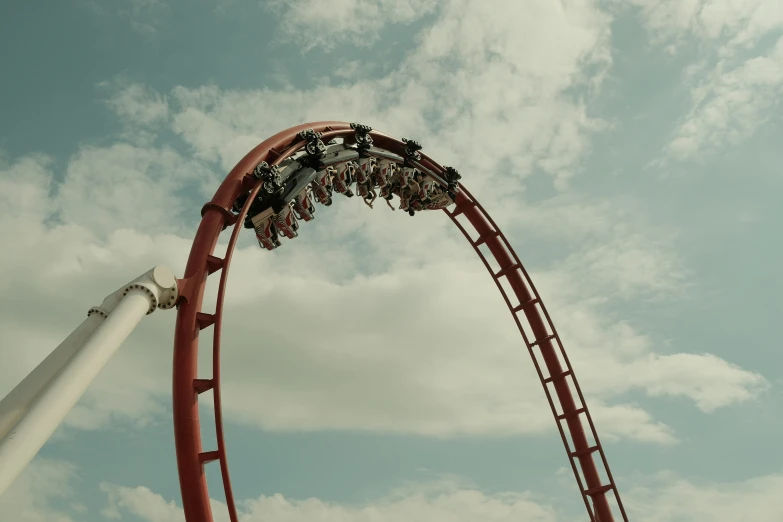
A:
[0,266,179,497]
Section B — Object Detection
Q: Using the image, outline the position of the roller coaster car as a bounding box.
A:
[373,160,394,188]
[379,183,394,203]
[354,159,377,207]
[356,157,375,185]
[425,192,453,210]
[312,167,335,203]
[333,161,355,197]
[292,189,316,221]
[397,167,416,189]
[418,179,437,203]
[356,181,376,207]
[254,217,282,251]
[398,188,411,211]
[315,166,334,189]
[275,166,317,208]
[273,204,299,239]
[310,180,333,206]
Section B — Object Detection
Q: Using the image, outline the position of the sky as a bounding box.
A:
[0,0,782,520]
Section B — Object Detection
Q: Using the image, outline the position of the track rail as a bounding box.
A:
[446,186,628,522]
[172,121,628,522]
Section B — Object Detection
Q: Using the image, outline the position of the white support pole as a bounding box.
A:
[0,265,179,498]
[0,281,135,441]
[0,313,104,441]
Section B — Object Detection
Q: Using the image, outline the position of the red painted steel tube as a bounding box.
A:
[448,188,619,522]
[173,122,625,522]
[209,127,361,522]
[173,210,223,522]
[444,199,596,520]
[462,184,628,522]
[173,122,352,522]
[210,177,260,522]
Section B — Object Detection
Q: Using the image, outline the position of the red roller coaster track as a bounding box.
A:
[172,121,629,522]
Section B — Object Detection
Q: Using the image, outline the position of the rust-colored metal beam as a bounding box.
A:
[172,122,628,522]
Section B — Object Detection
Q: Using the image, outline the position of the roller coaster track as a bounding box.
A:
[172,121,629,522]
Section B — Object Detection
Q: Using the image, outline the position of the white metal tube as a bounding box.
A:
[0,313,104,440]
[0,289,152,496]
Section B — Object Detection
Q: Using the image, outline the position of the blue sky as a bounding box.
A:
[1,0,782,521]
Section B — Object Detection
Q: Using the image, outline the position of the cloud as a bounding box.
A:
[0,153,194,431]
[623,0,783,162]
[589,401,677,444]
[0,149,767,446]
[135,0,613,196]
[666,36,783,160]
[631,353,769,412]
[208,228,697,443]
[82,0,168,34]
[7,460,783,522]
[0,0,768,450]
[0,458,78,522]
[535,267,768,415]
[100,484,185,521]
[95,470,783,522]
[57,142,219,237]
[626,0,783,53]
[266,0,439,52]
[555,231,689,300]
[100,476,559,522]
[102,82,170,128]
[625,471,783,522]
[4,3,782,522]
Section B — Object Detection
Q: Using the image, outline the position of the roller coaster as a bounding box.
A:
[0,122,629,522]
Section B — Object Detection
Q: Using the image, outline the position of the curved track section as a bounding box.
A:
[173,121,629,522]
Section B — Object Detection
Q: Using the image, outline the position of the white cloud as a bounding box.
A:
[0,153,194,431]
[208,229,700,443]
[625,471,783,522]
[0,458,78,522]
[589,401,677,444]
[536,269,768,415]
[95,470,783,522]
[267,0,439,51]
[666,36,783,159]
[624,0,783,161]
[0,0,769,456]
[1,0,769,445]
[100,476,559,522]
[155,0,612,197]
[57,142,219,237]
[3,3,782,521]
[556,231,689,300]
[7,461,783,522]
[0,150,766,445]
[100,484,185,521]
[103,82,170,127]
[627,0,783,53]
[82,0,167,34]
[631,353,769,412]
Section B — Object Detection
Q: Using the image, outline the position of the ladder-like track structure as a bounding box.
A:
[172,121,629,522]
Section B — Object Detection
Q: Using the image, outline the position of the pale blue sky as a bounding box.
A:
[1,1,782,521]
